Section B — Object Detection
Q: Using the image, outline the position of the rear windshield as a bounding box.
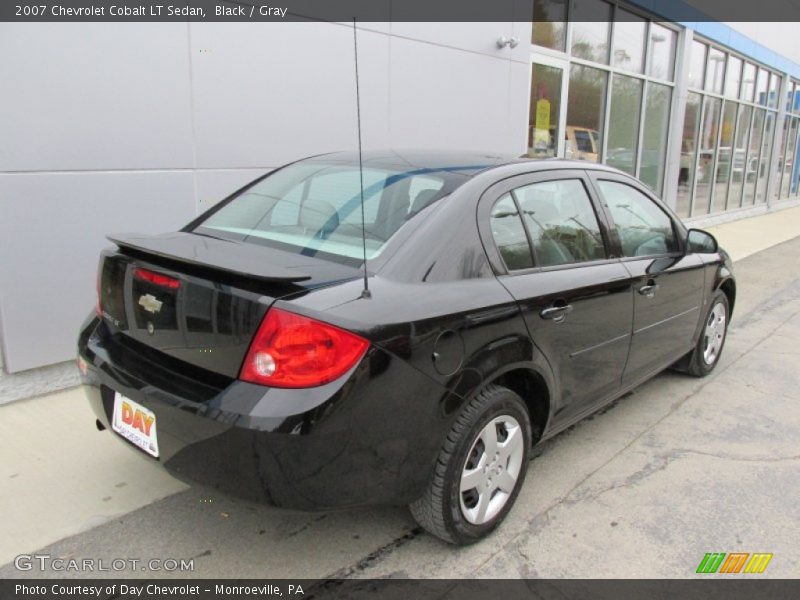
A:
[193,159,475,266]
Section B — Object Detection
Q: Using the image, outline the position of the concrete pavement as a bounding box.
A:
[1,212,799,579]
[0,389,187,567]
[704,203,800,262]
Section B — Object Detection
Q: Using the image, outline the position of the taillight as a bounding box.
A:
[133,267,180,289]
[240,308,369,388]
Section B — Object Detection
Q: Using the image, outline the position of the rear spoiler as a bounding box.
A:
[107,232,312,283]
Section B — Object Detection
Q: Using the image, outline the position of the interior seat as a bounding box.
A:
[517,193,574,265]
[300,199,339,238]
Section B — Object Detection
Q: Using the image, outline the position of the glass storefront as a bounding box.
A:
[776,80,800,200]
[606,74,642,174]
[566,64,607,162]
[529,0,797,219]
[528,63,563,158]
[676,92,701,216]
[531,0,567,51]
[531,0,677,195]
[757,113,775,203]
[640,82,672,192]
[727,104,752,209]
[742,110,765,206]
[656,36,781,217]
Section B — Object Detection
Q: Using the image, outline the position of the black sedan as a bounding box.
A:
[78,150,734,544]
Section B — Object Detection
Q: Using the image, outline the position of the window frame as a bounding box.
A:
[477,169,616,276]
[586,170,687,260]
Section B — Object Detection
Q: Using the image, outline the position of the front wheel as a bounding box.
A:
[409,385,531,545]
[686,290,730,377]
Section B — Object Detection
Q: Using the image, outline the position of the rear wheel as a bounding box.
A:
[686,290,729,377]
[409,385,531,545]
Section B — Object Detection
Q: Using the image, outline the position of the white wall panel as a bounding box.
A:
[189,22,391,169]
[391,22,515,58]
[0,172,195,372]
[508,59,533,154]
[388,36,516,153]
[194,168,273,213]
[0,23,194,172]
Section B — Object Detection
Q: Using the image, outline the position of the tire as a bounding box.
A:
[409,384,532,545]
[686,290,730,377]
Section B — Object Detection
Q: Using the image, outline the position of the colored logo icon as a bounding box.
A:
[696,552,773,574]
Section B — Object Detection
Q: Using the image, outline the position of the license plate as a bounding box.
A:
[111,392,159,458]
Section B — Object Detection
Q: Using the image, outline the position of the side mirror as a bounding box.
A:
[686,228,718,254]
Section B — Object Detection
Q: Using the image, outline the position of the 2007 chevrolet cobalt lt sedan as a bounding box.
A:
[78,150,734,544]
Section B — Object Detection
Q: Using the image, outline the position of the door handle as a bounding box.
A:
[540,302,573,322]
[638,279,659,298]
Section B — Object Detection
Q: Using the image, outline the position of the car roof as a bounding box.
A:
[306,149,515,175]
[307,149,626,179]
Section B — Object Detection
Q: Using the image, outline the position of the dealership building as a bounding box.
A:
[2,2,800,401]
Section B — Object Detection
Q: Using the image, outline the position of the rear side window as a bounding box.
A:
[597,180,678,256]
[513,179,607,267]
[490,195,534,271]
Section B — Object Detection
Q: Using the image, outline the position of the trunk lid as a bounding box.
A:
[98,232,359,378]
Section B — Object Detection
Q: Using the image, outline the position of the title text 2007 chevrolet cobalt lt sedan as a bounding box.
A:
[78,151,734,544]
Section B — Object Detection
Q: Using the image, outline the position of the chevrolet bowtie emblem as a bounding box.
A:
[138,294,163,314]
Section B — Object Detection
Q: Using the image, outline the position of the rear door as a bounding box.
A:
[588,173,705,383]
[480,170,633,422]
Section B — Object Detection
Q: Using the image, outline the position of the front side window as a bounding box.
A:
[597,180,677,257]
[513,179,606,267]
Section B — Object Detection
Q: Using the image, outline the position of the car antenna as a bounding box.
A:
[353,17,371,299]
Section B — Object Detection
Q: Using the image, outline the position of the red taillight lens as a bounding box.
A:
[240,308,369,388]
[133,267,181,289]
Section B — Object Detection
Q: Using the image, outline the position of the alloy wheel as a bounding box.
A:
[703,302,727,365]
[459,415,524,525]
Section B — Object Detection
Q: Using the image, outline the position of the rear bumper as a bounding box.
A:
[78,315,454,510]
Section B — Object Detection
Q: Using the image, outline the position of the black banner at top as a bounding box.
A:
[3,0,800,23]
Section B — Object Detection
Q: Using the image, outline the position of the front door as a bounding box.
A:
[590,175,706,383]
[483,171,633,423]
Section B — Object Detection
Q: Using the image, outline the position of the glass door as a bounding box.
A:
[529,57,567,158]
